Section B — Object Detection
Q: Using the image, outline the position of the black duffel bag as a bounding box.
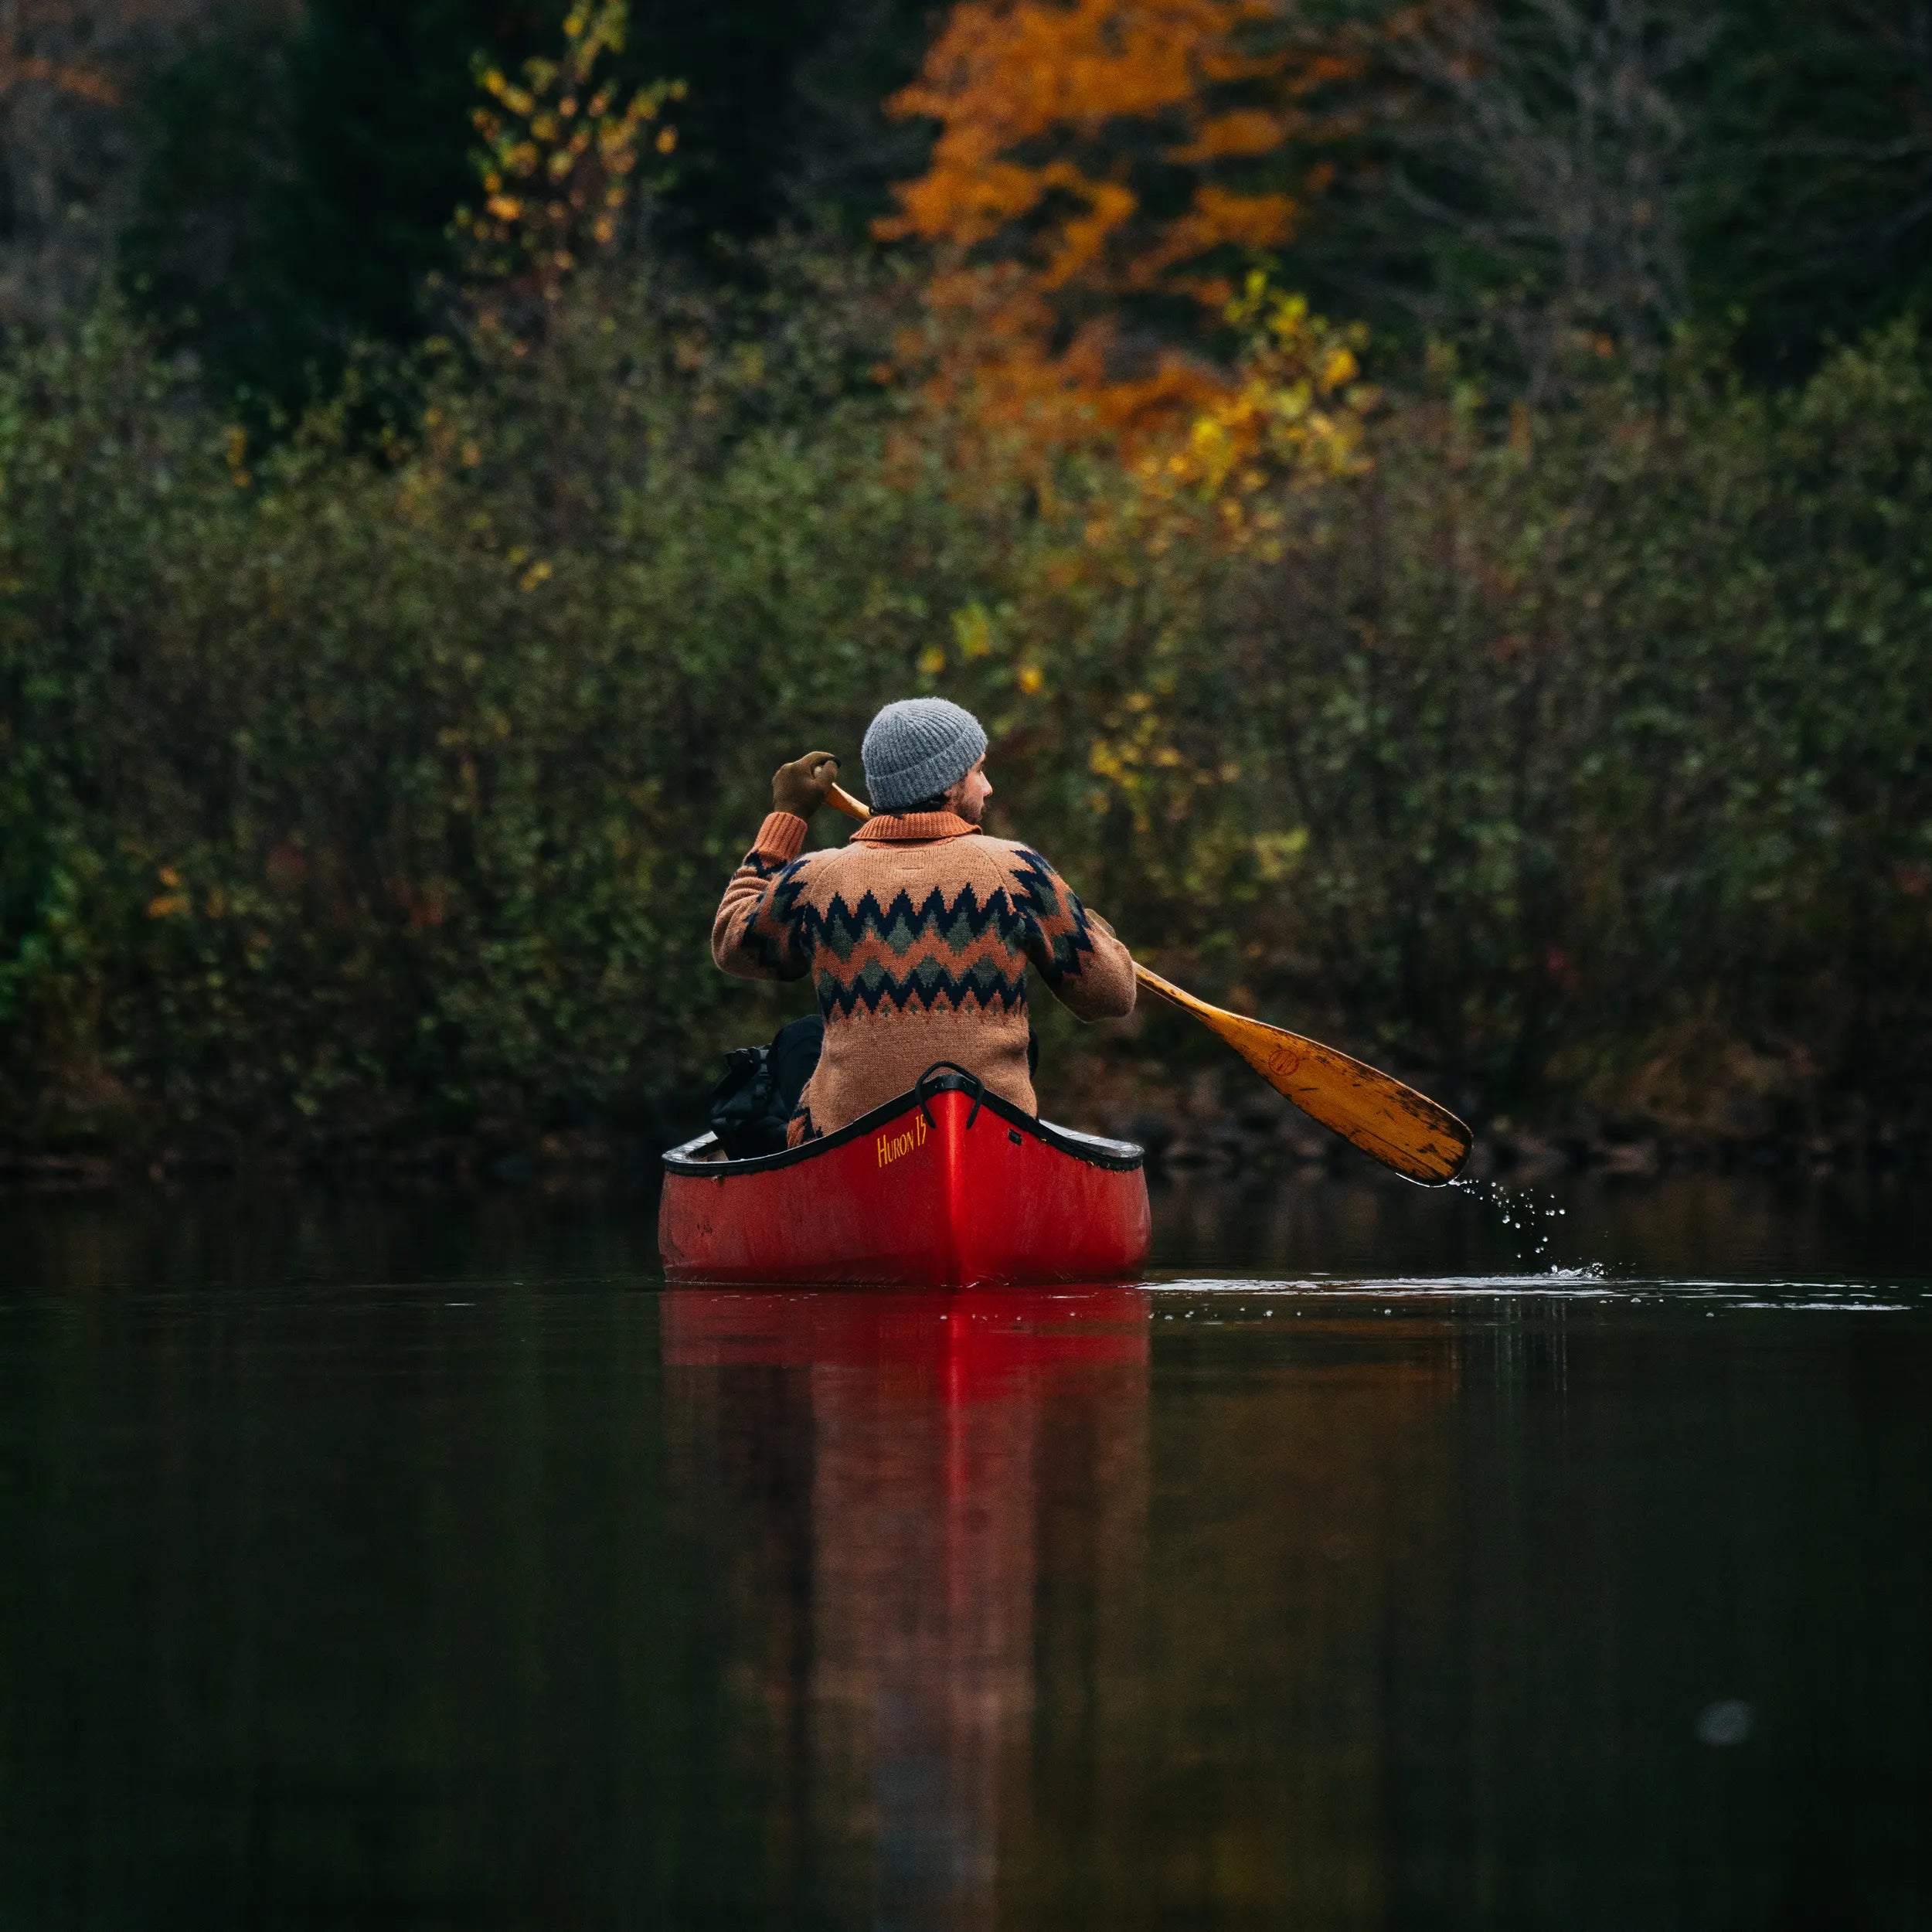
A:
[706,1014,825,1158]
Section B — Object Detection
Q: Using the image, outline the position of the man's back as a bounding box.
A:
[713,804,1134,1141]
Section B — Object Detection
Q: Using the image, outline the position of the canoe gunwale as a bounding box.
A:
[662,1071,1145,1177]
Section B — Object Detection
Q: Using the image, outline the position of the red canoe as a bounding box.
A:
[658,1065,1151,1288]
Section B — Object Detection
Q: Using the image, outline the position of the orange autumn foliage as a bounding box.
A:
[879,0,1360,457]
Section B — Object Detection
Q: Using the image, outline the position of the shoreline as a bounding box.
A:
[2,1106,1921,1195]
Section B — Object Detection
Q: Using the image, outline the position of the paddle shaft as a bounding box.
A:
[818,779,1470,1183]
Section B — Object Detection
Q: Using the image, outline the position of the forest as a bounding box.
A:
[2,0,1929,1173]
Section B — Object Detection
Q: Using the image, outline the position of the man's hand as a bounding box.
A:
[772,750,841,819]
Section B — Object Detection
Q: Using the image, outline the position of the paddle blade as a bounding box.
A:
[1134,965,1471,1185]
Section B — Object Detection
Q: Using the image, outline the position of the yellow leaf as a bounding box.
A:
[1253,828,1310,881]
[951,602,995,660]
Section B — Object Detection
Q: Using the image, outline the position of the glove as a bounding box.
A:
[771,750,841,819]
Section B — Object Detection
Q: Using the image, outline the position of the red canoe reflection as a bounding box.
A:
[660,1284,1151,1923]
[660,1284,1150,1388]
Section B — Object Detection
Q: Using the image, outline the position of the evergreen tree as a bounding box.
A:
[1692,0,1932,375]
[125,0,936,403]
[127,0,540,401]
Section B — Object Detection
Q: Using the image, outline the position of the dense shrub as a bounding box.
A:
[950,321,1932,1132]
[0,274,975,1150]
[3,271,1929,1155]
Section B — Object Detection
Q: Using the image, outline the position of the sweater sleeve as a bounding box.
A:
[711,812,814,982]
[1008,846,1137,1021]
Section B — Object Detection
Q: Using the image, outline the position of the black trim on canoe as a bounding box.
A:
[663,1072,1145,1176]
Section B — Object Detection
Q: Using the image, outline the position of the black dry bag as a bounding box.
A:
[706,1015,825,1159]
[706,1046,791,1159]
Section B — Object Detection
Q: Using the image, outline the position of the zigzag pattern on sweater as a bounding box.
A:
[816,956,1032,1018]
[732,855,814,977]
[798,883,1034,1015]
[1005,845,1102,987]
[798,882,1032,955]
[728,843,1104,1005]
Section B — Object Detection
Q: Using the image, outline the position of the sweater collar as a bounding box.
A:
[851,810,981,844]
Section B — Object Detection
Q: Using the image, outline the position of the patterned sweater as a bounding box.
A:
[712,808,1136,1140]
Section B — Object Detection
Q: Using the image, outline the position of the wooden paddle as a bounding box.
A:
[824,781,1472,1185]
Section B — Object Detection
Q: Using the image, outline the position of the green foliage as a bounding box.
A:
[0,267,963,1148]
[4,268,1930,1150]
[891,315,1932,1124]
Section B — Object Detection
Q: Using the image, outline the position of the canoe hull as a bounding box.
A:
[658,1077,1151,1289]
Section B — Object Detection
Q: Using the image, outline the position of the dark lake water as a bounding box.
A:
[2,1172,1927,1929]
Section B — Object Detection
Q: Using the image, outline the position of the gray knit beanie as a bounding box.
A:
[861,698,988,812]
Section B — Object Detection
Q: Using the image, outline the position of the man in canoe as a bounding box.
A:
[712,697,1136,1146]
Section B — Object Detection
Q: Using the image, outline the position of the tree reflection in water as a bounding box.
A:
[662,1287,1148,1930]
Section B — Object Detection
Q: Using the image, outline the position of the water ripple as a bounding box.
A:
[1148,1273,1922,1311]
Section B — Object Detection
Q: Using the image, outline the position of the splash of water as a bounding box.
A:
[1451,1174,1571,1270]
